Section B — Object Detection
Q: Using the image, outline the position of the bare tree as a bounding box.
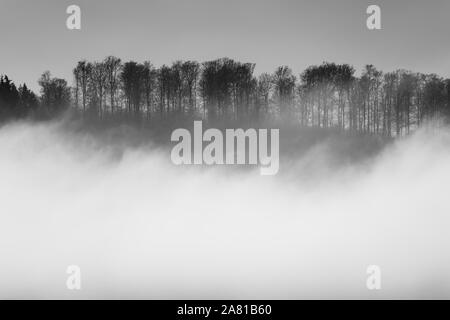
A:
[104,56,122,115]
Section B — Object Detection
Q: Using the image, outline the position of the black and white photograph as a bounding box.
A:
[1,0,450,305]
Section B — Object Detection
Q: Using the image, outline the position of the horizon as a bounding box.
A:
[2,57,450,95]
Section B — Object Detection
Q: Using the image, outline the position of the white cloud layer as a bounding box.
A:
[1,120,450,299]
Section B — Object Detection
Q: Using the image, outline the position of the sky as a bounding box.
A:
[0,0,449,93]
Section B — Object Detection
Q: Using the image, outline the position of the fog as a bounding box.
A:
[1,120,450,299]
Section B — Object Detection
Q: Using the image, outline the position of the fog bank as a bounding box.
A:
[0,120,450,299]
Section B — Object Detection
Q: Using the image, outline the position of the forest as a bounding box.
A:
[1,57,450,137]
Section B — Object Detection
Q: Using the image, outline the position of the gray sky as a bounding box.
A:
[1,0,449,92]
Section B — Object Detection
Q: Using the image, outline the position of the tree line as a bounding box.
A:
[0,75,39,119]
[1,56,450,136]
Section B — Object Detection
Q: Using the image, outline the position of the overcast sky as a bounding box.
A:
[1,0,449,92]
